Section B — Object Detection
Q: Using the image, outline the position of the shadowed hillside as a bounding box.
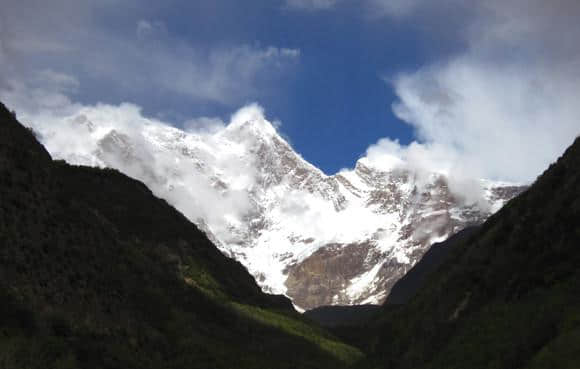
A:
[305,305,381,328]
[0,102,363,369]
[4,97,578,369]
[384,227,479,305]
[358,135,580,368]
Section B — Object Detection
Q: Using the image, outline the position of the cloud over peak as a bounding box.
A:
[0,1,300,108]
[372,0,580,183]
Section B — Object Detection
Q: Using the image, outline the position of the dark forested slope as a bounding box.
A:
[384,227,479,305]
[0,102,362,369]
[361,135,580,369]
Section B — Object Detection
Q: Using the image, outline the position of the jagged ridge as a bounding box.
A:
[359,136,580,368]
[0,102,363,368]
[24,104,524,309]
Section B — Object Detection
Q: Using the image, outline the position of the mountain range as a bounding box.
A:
[0,101,363,368]
[23,104,523,310]
[2,99,580,368]
[357,135,580,368]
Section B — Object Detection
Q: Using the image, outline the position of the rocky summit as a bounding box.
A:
[25,104,524,310]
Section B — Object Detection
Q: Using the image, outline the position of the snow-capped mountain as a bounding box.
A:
[26,103,523,310]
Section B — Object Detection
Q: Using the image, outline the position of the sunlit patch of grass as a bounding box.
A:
[177,257,365,365]
[231,302,364,365]
[181,262,228,301]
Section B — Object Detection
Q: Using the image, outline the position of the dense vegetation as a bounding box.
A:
[2,99,579,369]
[304,305,381,328]
[384,227,478,305]
[357,135,580,368]
[0,102,363,369]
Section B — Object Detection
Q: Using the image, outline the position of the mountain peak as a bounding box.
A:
[227,117,277,137]
[22,101,525,310]
[225,103,278,138]
[355,153,405,174]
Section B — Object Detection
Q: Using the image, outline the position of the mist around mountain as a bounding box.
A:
[2,95,580,369]
[0,102,363,368]
[354,135,580,368]
[16,102,523,310]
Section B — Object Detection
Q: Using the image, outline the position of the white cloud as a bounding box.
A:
[0,1,300,106]
[362,0,580,185]
[284,0,425,17]
[285,0,340,10]
[81,39,299,105]
[365,0,420,17]
[0,83,263,240]
[151,45,300,104]
[136,19,167,39]
[0,73,81,118]
[183,116,226,134]
[33,70,79,92]
[363,138,492,208]
[389,58,580,182]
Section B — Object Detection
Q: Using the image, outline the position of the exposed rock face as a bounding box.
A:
[26,108,525,310]
[285,242,377,308]
[284,169,517,309]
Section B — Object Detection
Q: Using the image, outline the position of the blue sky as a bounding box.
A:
[2,0,580,181]
[86,1,432,173]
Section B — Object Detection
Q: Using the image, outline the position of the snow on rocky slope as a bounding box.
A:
[25,103,523,310]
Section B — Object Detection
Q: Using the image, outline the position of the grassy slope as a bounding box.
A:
[358,136,580,369]
[0,102,363,369]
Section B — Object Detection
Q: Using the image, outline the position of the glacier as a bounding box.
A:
[23,103,523,310]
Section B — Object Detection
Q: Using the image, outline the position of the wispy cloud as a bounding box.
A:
[122,42,300,105]
[286,0,580,182]
[136,19,167,39]
[0,1,300,107]
[375,0,580,182]
[284,0,340,11]
[2,87,264,240]
[284,0,422,17]
[365,0,420,18]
